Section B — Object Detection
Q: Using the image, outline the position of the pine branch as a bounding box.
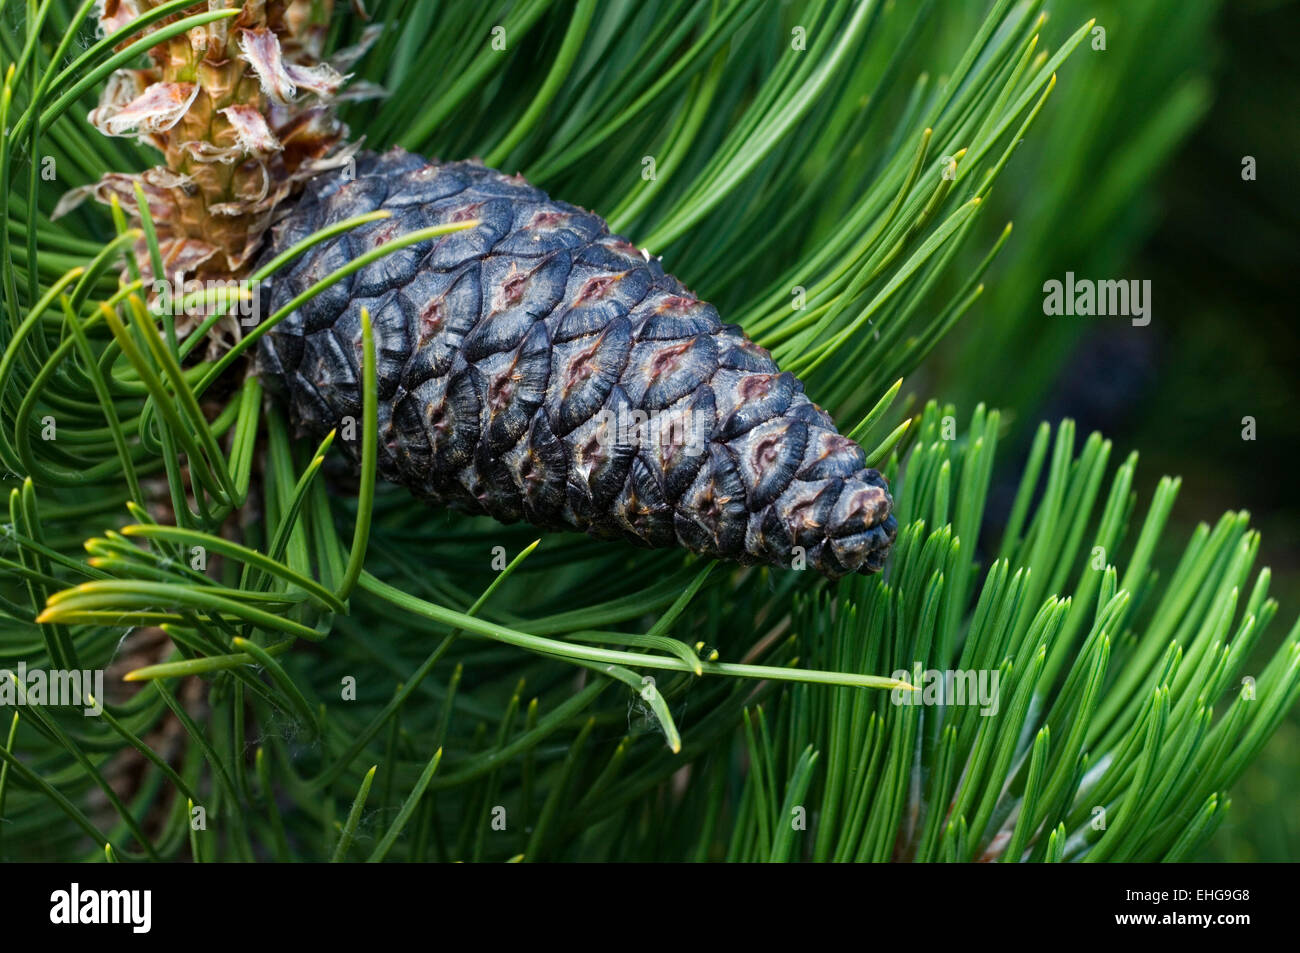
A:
[0,1,1292,864]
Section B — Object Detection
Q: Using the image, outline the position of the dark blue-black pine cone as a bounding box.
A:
[256,147,897,578]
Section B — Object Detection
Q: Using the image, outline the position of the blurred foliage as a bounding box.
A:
[935,0,1300,860]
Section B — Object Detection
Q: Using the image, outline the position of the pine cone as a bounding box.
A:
[257,149,896,578]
